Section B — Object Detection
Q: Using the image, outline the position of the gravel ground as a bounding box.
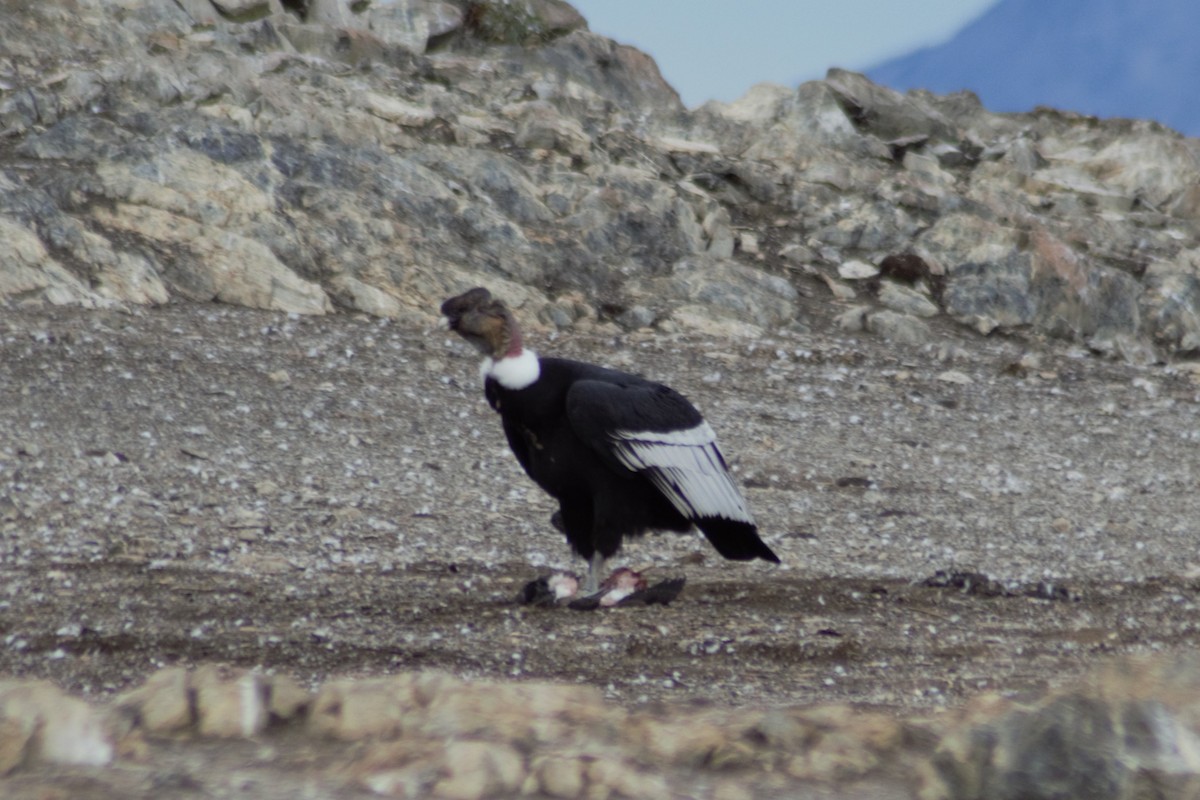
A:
[2,299,1200,794]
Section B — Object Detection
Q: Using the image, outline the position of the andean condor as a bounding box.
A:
[441,287,779,592]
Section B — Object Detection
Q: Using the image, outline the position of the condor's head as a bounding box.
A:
[441,287,523,359]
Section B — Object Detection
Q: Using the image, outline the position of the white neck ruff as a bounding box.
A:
[481,349,540,390]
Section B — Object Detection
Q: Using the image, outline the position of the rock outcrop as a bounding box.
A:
[5,653,1200,798]
[2,1,1200,358]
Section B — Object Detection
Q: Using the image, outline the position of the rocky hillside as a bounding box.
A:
[3,0,1200,363]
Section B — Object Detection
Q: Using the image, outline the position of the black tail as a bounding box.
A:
[696,517,780,563]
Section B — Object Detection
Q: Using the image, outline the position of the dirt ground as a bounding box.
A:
[3,298,1200,795]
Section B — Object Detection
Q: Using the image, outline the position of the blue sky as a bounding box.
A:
[570,0,999,107]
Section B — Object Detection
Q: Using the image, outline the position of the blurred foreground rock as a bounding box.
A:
[923,653,1200,800]
[0,680,113,774]
[2,1,1200,359]
[4,654,1200,797]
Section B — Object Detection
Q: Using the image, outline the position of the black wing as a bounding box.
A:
[564,379,755,525]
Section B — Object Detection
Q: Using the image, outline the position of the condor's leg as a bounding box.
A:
[583,485,635,594]
[585,552,607,595]
[553,499,604,592]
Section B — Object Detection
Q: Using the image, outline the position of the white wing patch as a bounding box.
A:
[610,422,754,524]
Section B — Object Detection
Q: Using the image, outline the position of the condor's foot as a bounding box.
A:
[519,567,686,610]
[569,568,686,611]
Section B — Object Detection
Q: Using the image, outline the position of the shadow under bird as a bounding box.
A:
[441,287,779,594]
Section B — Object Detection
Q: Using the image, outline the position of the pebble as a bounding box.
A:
[16,441,41,457]
[936,370,974,384]
[615,306,656,330]
[823,274,858,300]
[838,260,880,280]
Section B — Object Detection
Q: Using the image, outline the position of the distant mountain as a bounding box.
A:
[866,0,1200,136]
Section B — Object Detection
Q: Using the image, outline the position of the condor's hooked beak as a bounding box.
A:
[440,303,469,334]
[440,287,517,359]
[439,288,486,335]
